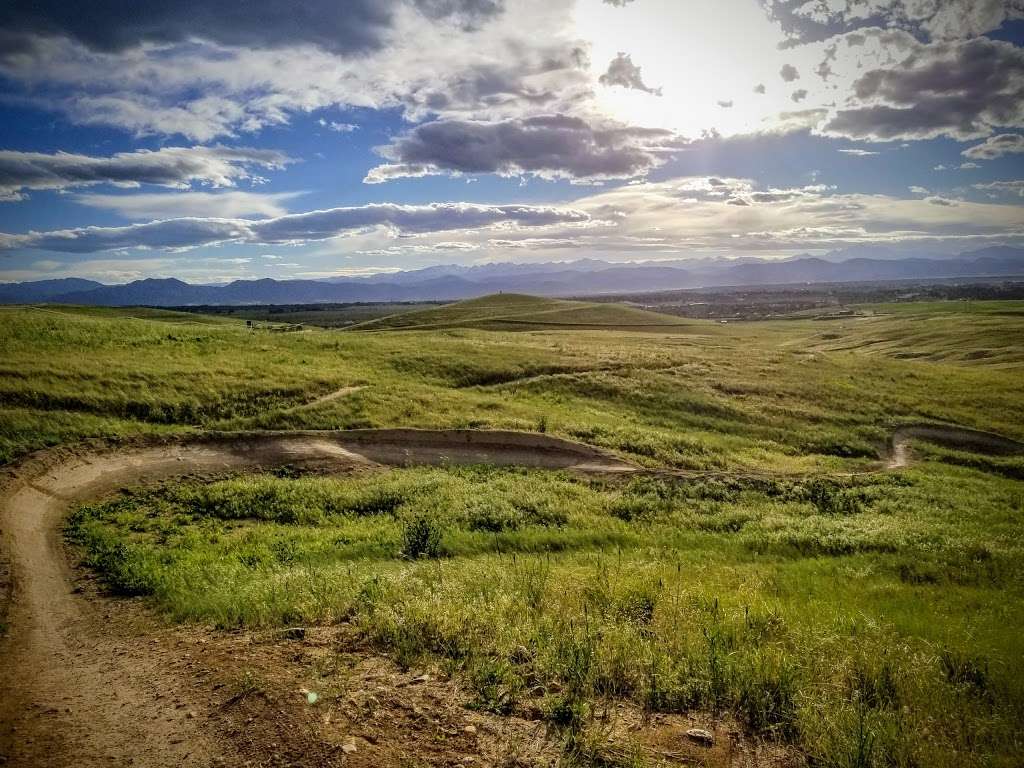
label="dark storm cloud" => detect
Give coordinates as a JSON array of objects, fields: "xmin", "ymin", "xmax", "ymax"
[
  {"xmin": 0, "ymin": 202, "xmax": 591, "ymax": 253},
  {"xmin": 0, "ymin": 146, "xmax": 291, "ymax": 202},
  {"xmin": 599, "ymin": 53, "xmax": 662, "ymax": 95},
  {"xmin": 822, "ymin": 37, "xmax": 1024, "ymax": 141},
  {"xmin": 366, "ymin": 114, "xmax": 677, "ymax": 183},
  {"xmin": 0, "ymin": 0, "xmax": 503, "ymax": 55}
]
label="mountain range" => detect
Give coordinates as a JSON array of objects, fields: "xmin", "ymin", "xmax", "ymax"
[{"xmin": 2, "ymin": 246, "xmax": 1022, "ymax": 306}]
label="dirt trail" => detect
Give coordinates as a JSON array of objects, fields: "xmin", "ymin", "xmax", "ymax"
[
  {"xmin": 887, "ymin": 423, "xmax": 1024, "ymax": 469},
  {"xmin": 282, "ymin": 385, "xmax": 365, "ymax": 413},
  {"xmin": 0, "ymin": 425, "xmax": 1020, "ymax": 767},
  {"xmin": 0, "ymin": 430, "xmax": 632, "ymax": 767}
]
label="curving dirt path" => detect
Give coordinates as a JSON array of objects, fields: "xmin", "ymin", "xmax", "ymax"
[
  {"xmin": 0, "ymin": 425, "xmax": 1021, "ymax": 767},
  {"xmin": 0, "ymin": 430, "xmax": 632, "ymax": 767},
  {"xmin": 887, "ymin": 423, "xmax": 1024, "ymax": 469}
]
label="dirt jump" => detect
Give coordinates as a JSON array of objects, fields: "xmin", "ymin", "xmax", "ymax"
[{"xmin": 0, "ymin": 425, "xmax": 1021, "ymax": 767}]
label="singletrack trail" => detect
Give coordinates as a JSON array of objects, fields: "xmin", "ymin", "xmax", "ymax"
[
  {"xmin": 0, "ymin": 425, "xmax": 1020, "ymax": 766},
  {"xmin": 0, "ymin": 430, "xmax": 631, "ymax": 767}
]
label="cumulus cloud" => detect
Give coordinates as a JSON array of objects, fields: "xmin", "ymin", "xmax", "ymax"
[
  {"xmin": 365, "ymin": 114, "xmax": 678, "ymax": 183},
  {"xmin": 775, "ymin": 0, "xmax": 1024, "ymax": 41},
  {"xmin": 821, "ymin": 35, "xmax": 1024, "ymax": 141},
  {"xmin": 780, "ymin": 64, "xmax": 800, "ymax": 82},
  {"xmin": 0, "ymin": 146, "xmax": 292, "ymax": 202},
  {"xmin": 0, "ymin": 0, "xmax": 504, "ymax": 55},
  {"xmin": 0, "ymin": 202, "xmax": 591, "ymax": 253},
  {"xmin": 962, "ymin": 133, "xmax": 1024, "ymax": 160},
  {"xmin": 0, "ymin": 0, "xmax": 588, "ymax": 141},
  {"xmin": 599, "ymin": 53, "xmax": 662, "ymax": 95}
]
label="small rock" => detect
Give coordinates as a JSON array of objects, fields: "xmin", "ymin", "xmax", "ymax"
[
  {"xmin": 341, "ymin": 740, "xmax": 357, "ymax": 754},
  {"xmin": 685, "ymin": 728, "xmax": 714, "ymax": 747},
  {"xmin": 280, "ymin": 627, "xmax": 306, "ymax": 641},
  {"xmin": 463, "ymin": 725, "xmax": 477, "ymax": 735},
  {"xmin": 412, "ymin": 674, "xmax": 431, "ymax": 684},
  {"xmin": 186, "ymin": 711, "xmax": 196, "ymax": 719}
]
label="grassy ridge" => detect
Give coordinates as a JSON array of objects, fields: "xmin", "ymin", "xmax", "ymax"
[
  {"xmin": 350, "ymin": 294, "xmax": 694, "ymax": 331},
  {"xmin": 69, "ymin": 465, "xmax": 1024, "ymax": 766},
  {"xmin": 806, "ymin": 301, "xmax": 1024, "ymax": 367},
  {"xmin": 2, "ymin": 301, "xmax": 1023, "ymax": 468},
  {"xmin": 176, "ymin": 301, "xmax": 445, "ymax": 328}
]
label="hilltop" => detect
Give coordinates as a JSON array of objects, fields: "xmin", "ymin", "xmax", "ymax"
[{"xmin": 349, "ymin": 293, "xmax": 694, "ymax": 331}]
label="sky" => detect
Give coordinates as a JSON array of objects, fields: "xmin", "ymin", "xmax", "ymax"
[{"xmin": 0, "ymin": 0, "xmax": 1022, "ymax": 284}]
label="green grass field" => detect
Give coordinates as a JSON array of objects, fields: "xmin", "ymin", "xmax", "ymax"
[
  {"xmin": 2, "ymin": 295, "xmax": 1024, "ymax": 766},
  {"xmin": 178, "ymin": 301, "xmax": 445, "ymax": 328}
]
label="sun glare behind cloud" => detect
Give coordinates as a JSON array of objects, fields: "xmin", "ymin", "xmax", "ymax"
[{"xmin": 577, "ymin": 0, "xmax": 812, "ymax": 138}]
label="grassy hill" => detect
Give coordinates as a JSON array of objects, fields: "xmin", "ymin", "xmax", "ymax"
[
  {"xmin": 805, "ymin": 300, "xmax": 1024, "ymax": 368},
  {"xmin": 349, "ymin": 293, "xmax": 695, "ymax": 331},
  {"xmin": 4, "ymin": 300, "xmax": 1024, "ymax": 765},
  {"xmin": 23, "ymin": 304, "xmax": 240, "ymax": 325}
]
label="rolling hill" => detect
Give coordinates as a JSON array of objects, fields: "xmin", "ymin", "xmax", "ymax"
[{"xmin": 349, "ymin": 293, "xmax": 695, "ymax": 331}]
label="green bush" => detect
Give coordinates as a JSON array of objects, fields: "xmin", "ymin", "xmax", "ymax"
[{"xmin": 401, "ymin": 514, "xmax": 445, "ymax": 559}]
